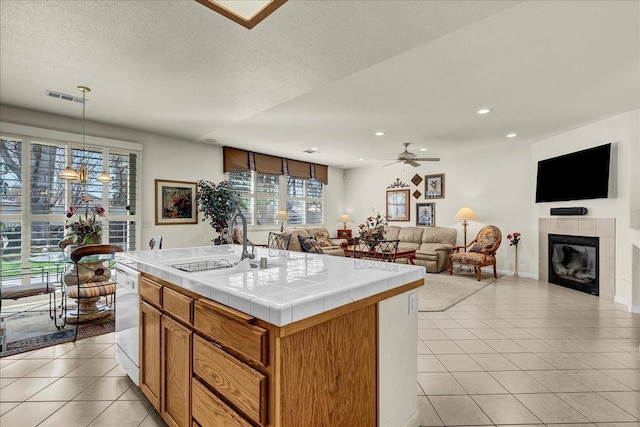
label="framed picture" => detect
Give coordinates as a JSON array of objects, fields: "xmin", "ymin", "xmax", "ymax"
[
  {"xmin": 425, "ymin": 173, "xmax": 445, "ymax": 199},
  {"xmin": 155, "ymin": 179, "xmax": 198, "ymax": 225},
  {"xmin": 386, "ymin": 189, "xmax": 410, "ymax": 221},
  {"xmin": 416, "ymin": 202, "xmax": 435, "ymax": 227}
]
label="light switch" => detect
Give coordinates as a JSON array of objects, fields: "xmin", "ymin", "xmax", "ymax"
[{"xmin": 408, "ymin": 292, "xmax": 416, "ymax": 314}]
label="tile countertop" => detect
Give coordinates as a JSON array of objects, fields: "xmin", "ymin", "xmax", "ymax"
[{"xmin": 116, "ymin": 245, "xmax": 425, "ymax": 327}]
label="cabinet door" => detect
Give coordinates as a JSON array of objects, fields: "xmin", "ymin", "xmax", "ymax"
[
  {"xmin": 161, "ymin": 314, "xmax": 193, "ymax": 427},
  {"xmin": 140, "ymin": 301, "xmax": 161, "ymax": 410}
]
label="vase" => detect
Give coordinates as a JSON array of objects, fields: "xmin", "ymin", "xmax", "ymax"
[{"xmin": 514, "ymin": 245, "xmax": 519, "ymax": 277}]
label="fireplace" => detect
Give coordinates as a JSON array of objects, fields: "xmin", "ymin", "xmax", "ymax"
[{"xmin": 548, "ymin": 234, "xmax": 599, "ymax": 296}]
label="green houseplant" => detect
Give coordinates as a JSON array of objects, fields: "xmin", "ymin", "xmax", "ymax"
[{"xmin": 196, "ymin": 179, "xmax": 243, "ymax": 245}]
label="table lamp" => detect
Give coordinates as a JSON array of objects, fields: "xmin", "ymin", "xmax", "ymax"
[
  {"xmin": 453, "ymin": 207, "xmax": 478, "ymax": 251},
  {"xmin": 276, "ymin": 210, "xmax": 288, "ymax": 232},
  {"xmin": 340, "ymin": 214, "xmax": 350, "ymax": 229}
]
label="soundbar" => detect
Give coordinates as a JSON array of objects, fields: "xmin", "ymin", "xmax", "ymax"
[{"xmin": 550, "ymin": 207, "xmax": 588, "ymax": 216}]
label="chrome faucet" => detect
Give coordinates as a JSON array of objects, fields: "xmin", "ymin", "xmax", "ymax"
[{"xmin": 229, "ymin": 208, "xmax": 255, "ymax": 261}]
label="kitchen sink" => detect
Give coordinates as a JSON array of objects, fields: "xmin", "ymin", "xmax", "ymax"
[{"xmin": 170, "ymin": 258, "xmax": 259, "ymax": 273}]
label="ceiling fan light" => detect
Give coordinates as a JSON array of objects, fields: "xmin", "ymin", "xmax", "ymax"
[{"xmin": 97, "ymin": 171, "xmax": 113, "ymax": 183}]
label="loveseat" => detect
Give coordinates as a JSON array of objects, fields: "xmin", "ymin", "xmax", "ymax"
[
  {"xmin": 282, "ymin": 226, "xmax": 348, "ymax": 256},
  {"xmin": 384, "ymin": 226, "xmax": 457, "ymax": 273}
]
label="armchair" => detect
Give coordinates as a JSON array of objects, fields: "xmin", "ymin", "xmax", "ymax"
[{"xmin": 448, "ymin": 225, "xmax": 502, "ymax": 281}]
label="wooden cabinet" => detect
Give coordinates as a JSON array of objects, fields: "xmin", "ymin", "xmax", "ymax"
[
  {"xmin": 140, "ymin": 301, "xmax": 161, "ymax": 409},
  {"xmin": 138, "ymin": 271, "xmax": 422, "ymax": 427},
  {"xmin": 139, "ymin": 275, "xmax": 193, "ymax": 427},
  {"xmin": 161, "ymin": 315, "xmax": 192, "ymax": 427}
]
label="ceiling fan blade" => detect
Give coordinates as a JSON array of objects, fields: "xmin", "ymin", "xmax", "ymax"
[
  {"xmin": 407, "ymin": 160, "xmax": 421, "ymax": 167},
  {"xmin": 413, "ymin": 157, "xmax": 440, "ymax": 162},
  {"xmin": 382, "ymin": 160, "xmax": 402, "ymax": 167}
]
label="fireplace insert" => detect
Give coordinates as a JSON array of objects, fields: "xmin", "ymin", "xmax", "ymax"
[{"xmin": 548, "ymin": 234, "xmax": 599, "ymax": 296}]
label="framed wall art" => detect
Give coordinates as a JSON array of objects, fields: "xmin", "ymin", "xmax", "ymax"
[
  {"xmin": 386, "ymin": 189, "xmax": 410, "ymax": 221},
  {"xmin": 416, "ymin": 202, "xmax": 435, "ymax": 227},
  {"xmin": 425, "ymin": 173, "xmax": 445, "ymax": 199},
  {"xmin": 155, "ymin": 179, "xmax": 198, "ymax": 225}
]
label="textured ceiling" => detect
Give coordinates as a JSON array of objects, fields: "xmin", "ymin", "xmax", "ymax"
[{"xmin": 1, "ymin": 0, "xmax": 638, "ymax": 168}]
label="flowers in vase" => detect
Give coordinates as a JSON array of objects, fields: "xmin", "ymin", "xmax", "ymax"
[
  {"xmin": 358, "ymin": 211, "xmax": 388, "ymax": 240},
  {"xmin": 60, "ymin": 195, "xmax": 108, "ymax": 248},
  {"xmin": 507, "ymin": 232, "xmax": 521, "ymax": 247}
]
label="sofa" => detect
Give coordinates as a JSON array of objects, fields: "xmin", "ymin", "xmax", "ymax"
[
  {"xmin": 282, "ymin": 226, "xmax": 348, "ymax": 256},
  {"xmin": 384, "ymin": 226, "xmax": 457, "ymax": 273}
]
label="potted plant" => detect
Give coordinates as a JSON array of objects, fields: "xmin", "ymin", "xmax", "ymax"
[{"xmin": 196, "ymin": 180, "xmax": 243, "ymax": 245}]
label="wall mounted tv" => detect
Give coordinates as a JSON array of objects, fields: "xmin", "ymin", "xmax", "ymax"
[{"xmin": 535, "ymin": 143, "xmax": 611, "ymax": 203}]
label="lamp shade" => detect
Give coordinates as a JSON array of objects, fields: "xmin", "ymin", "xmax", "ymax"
[
  {"xmin": 276, "ymin": 210, "xmax": 288, "ymax": 221},
  {"xmin": 454, "ymin": 207, "xmax": 478, "ymax": 221},
  {"xmin": 340, "ymin": 214, "xmax": 350, "ymax": 223}
]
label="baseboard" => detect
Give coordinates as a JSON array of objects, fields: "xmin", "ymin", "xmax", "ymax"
[
  {"xmin": 401, "ymin": 410, "xmax": 420, "ymax": 427},
  {"xmin": 496, "ymin": 270, "xmax": 539, "ymax": 280},
  {"xmin": 613, "ymin": 296, "xmax": 640, "ymax": 313}
]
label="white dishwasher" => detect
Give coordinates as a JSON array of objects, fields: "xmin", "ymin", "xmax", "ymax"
[{"xmin": 115, "ymin": 262, "xmax": 140, "ymax": 386}]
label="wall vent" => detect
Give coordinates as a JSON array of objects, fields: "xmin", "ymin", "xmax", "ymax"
[{"xmin": 45, "ymin": 90, "xmax": 87, "ymax": 104}]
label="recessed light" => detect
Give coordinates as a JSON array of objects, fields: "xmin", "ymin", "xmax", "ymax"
[
  {"xmin": 358, "ymin": 158, "xmax": 364, "ymax": 161},
  {"xmin": 419, "ymin": 148, "xmax": 427, "ymax": 152},
  {"xmin": 477, "ymin": 108, "xmax": 492, "ymax": 115},
  {"xmin": 506, "ymin": 133, "xmax": 517, "ymax": 138},
  {"xmin": 311, "ymin": 147, "xmax": 318, "ymax": 150},
  {"xmin": 375, "ymin": 132, "xmax": 385, "ymax": 136}
]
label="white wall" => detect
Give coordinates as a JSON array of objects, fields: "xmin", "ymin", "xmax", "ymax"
[
  {"xmin": 0, "ymin": 105, "xmax": 345, "ymax": 248},
  {"xmin": 344, "ymin": 142, "xmax": 535, "ymax": 277},
  {"xmin": 532, "ymin": 109, "xmax": 640, "ymax": 310}
]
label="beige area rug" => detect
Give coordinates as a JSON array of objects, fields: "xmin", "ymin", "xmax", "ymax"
[{"xmin": 419, "ymin": 270, "xmax": 501, "ymax": 312}]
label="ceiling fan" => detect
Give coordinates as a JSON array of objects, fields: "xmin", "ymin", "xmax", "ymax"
[{"xmin": 383, "ymin": 143, "xmax": 440, "ymax": 167}]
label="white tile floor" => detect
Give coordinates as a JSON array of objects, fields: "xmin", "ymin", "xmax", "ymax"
[{"xmin": 1, "ymin": 275, "xmax": 639, "ymax": 426}]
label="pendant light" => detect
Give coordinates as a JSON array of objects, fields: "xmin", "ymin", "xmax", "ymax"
[{"xmin": 60, "ymin": 86, "xmax": 112, "ymax": 184}]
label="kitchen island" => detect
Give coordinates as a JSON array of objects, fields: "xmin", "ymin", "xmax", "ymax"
[{"xmin": 116, "ymin": 245, "xmax": 425, "ymax": 427}]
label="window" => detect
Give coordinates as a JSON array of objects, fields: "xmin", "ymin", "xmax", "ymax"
[
  {"xmin": 1, "ymin": 127, "xmax": 141, "ymax": 272},
  {"xmin": 229, "ymin": 171, "xmax": 324, "ymax": 227}
]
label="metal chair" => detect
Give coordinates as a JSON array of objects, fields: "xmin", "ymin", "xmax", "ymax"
[
  {"xmin": 149, "ymin": 236, "xmax": 163, "ymax": 250},
  {"xmin": 67, "ymin": 244, "xmax": 124, "ymax": 340},
  {"xmin": 0, "ymin": 266, "xmax": 59, "ymax": 323},
  {"xmin": 352, "ymin": 238, "xmax": 400, "ymax": 262},
  {"xmin": 267, "ymin": 232, "xmax": 291, "ymax": 250}
]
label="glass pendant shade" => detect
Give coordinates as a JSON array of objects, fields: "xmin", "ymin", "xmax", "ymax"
[
  {"xmin": 60, "ymin": 166, "xmax": 80, "ymax": 180},
  {"xmin": 97, "ymin": 171, "xmax": 113, "ymax": 183}
]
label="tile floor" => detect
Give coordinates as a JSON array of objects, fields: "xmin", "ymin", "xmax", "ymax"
[{"xmin": 1, "ymin": 275, "xmax": 639, "ymax": 426}]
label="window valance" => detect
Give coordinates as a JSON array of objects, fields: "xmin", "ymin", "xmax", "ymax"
[{"xmin": 223, "ymin": 146, "xmax": 328, "ymax": 184}]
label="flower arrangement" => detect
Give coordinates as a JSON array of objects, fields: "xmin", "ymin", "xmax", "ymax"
[
  {"xmin": 60, "ymin": 195, "xmax": 107, "ymax": 247},
  {"xmin": 358, "ymin": 211, "xmax": 388, "ymax": 240},
  {"xmin": 507, "ymin": 232, "xmax": 521, "ymax": 247}
]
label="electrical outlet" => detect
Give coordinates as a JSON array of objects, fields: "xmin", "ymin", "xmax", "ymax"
[
  {"xmin": 519, "ymin": 257, "xmax": 525, "ymax": 264},
  {"xmin": 408, "ymin": 292, "xmax": 416, "ymax": 314}
]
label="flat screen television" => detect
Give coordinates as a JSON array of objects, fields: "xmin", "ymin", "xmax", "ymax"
[{"xmin": 535, "ymin": 143, "xmax": 611, "ymax": 203}]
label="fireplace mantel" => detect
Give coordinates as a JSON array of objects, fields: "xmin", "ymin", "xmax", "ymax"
[{"xmin": 539, "ymin": 218, "xmax": 615, "ymax": 299}]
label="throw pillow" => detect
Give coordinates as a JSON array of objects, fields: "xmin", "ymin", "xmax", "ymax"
[
  {"xmin": 315, "ymin": 231, "xmax": 332, "ymax": 247},
  {"xmin": 298, "ymin": 235, "xmax": 324, "ymax": 254},
  {"xmin": 469, "ymin": 243, "xmax": 483, "ymax": 253}
]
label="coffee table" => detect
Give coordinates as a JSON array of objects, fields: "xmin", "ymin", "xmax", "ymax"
[{"xmin": 344, "ymin": 245, "xmax": 416, "ymax": 265}]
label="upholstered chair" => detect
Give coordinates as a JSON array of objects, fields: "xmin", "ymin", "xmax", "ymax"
[{"xmin": 448, "ymin": 225, "xmax": 502, "ymax": 281}]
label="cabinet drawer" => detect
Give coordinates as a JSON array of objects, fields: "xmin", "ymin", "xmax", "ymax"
[
  {"xmin": 163, "ymin": 287, "xmax": 192, "ymax": 325},
  {"xmin": 193, "ymin": 335, "xmax": 266, "ymax": 425},
  {"xmin": 192, "ymin": 378, "xmax": 251, "ymax": 427},
  {"xmin": 194, "ymin": 300, "xmax": 268, "ymax": 367},
  {"xmin": 140, "ymin": 276, "xmax": 162, "ymax": 307}
]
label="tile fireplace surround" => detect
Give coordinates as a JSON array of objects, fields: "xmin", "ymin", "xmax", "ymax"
[{"xmin": 539, "ymin": 218, "xmax": 615, "ymax": 299}]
